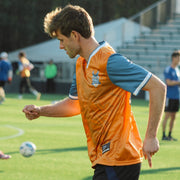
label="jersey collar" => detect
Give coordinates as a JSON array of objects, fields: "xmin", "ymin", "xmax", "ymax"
[{"xmin": 86, "ymin": 41, "xmax": 107, "ymax": 68}]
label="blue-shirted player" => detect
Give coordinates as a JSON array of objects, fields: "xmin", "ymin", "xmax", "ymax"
[
  {"xmin": 162, "ymin": 51, "xmax": 180, "ymax": 141},
  {"xmin": 0, "ymin": 52, "xmax": 13, "ymax": 104}
]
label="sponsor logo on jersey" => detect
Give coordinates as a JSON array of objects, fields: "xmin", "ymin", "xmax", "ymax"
[{"xmin": 102, "ymin": 142, "xmax": 110, "ymax": 154}]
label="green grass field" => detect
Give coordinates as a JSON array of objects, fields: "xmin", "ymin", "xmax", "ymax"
[{"xmin": 0, "ymin": 94, "xmax": 180, "ymax": 180}]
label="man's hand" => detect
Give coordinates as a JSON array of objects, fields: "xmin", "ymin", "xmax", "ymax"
[
  {"xmin": 142, "ymin": 137, "xmax": 159, "ymax": 168},
  {"xmin": 22, "ymin": 105, "xmax": 40, "ymax": 120},
  {"xmin": 7, "ymin": 78, "xmax": 12, "ymax": 84}
]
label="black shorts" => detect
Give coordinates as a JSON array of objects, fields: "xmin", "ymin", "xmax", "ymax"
[
  {"xmin": 0, "ymin": 81, "xmax": 6, "ymax": 87},
  {"xmin": 165, "ymin": 99, "xmax": 179, "ymax": 112},
  {"xmin": 93, "ymin": 163, "xmax": 141, "ymax": 180}
]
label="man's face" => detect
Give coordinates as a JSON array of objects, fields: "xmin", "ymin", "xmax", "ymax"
[
  {"xmin": 173, "ymin": 56, "xmax": 180, "ymax": 67},
  {"xmin": 56, "ymin": 30, "xmax": 80, "ymax": 59}
]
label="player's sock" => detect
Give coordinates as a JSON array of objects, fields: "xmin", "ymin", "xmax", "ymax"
[
  {"xmin": 30, "ymin": 88, "xmax": 41, "ymax": 100},
  {"xmin": 162, "ymin": 132, "xmax": 168, "ymax": 140},
  {"xmin": 163, "ymin": 132, "xmax": 166, "ymax": 137},
  {"xmin": 168, "ymin": 131, "xmax": 171, "ymax": 137}
]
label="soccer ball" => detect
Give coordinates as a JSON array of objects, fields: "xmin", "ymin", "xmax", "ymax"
[{"xmin": 19, "ymin": 142, "xmax": 36, "ymax": 157}]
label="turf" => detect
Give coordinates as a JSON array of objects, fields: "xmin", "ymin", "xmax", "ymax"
[{"xmin": 0, "ymin": 94, "xmax": 180, "ymax": 180}]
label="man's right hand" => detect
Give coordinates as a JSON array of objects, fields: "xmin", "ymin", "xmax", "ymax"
[{"xmin": 22, "ymin": 105, "xmax": 40, "ymax": 120}]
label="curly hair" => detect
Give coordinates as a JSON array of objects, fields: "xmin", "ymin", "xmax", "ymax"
[{"xmin": 44, "ymin": 4, "xmax": 94, "ymax": 38}]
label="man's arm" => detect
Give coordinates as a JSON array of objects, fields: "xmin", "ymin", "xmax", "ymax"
[
  {"xmin": 23, "ymin": 97, "xmax": 81, "ymax": 120},
  {"xmin": 142, "ymin": 74, "xmax": 166, "ymax": 167},
  {"xmin": 166, "ymin": 79, "xmax": 180, "ymax": 86}
]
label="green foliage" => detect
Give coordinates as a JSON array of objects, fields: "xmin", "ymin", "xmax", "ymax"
[
  {"xmin": 0, "ymin": 0, "xmax": 158, "ymax": 52},
  {"xmin": 0, "ymin": 94, "xmax": 180, "ymax": 179}
]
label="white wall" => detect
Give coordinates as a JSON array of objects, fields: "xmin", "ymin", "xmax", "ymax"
[
  {"xmin": 94, "ymin": 17, "xmax": 151, "ymax": 51},
  {"xmin": 176, "ymin": 0, "xmax": 180, "ymax": 13},
  {"xmin": 8, "ymin": 18, "xmax": 151, "ymax": 62}
]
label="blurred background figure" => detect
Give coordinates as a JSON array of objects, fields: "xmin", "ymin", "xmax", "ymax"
[
  {"xmin": 0, "ymin": 52, "xmax": 13, "ymax": 104},
  {"xmin": 0, "ymin": 150, "xmax": 11, "ymax": 159},
  {"xmin": 17, "ymin": 51, "xmax": 41, "ymax": 100},
  {"xmin": 162, "ymin": 51, "xmax": 180, "ymax": 141},
  {"xmin": 44, "ymin": 59, "xmax": 57, "ymax": 93}
]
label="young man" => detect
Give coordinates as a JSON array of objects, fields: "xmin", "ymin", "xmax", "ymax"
[
  {"xmin": 162, "ymin": 51, "xmax": 180, "ymax": 141},
  {"xmin": 17, "ymin": 51, "xmax": 41, "ymax": 100},
  {"xmin": 0, "ymin": 52, "xmax": 13, "ymax": 104},
  {"xmin": 23, "ymin": 5, "xmax": 166, "ymax": 180},
  {"xmin": 44, "ymin": 59, "xmax": 57, "ymax": 93}
]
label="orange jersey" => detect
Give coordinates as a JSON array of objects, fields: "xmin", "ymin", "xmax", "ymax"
[{"xmin": 74, "ymin": 42, "xmax": 143, "ymax": 167}]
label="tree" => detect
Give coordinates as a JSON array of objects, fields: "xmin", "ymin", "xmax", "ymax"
[{"xmin": 0, "ymin": 0, "xmax": 158, "ymax": 52}]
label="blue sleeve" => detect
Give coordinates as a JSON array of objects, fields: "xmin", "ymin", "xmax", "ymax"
[
  {"xmin": 8, "ymin": 62, "xmax": 12, "ymax": 71},
  {"xmin": 164, "ymin": 67, "xmax": 172, "ymax": 80},
  {"xmin": 107, "ymin": 54, "xmax": 152, "ymax": 96},
  {"xmin": 69, "ymin": 72, "xmax": 78, "ymax": 100}
]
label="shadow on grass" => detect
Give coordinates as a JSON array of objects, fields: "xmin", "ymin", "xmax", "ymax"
[
  {"xmin": 37, "ymin": 146, "xmax": 87, "ymax": 155},
  {"xmin": 7, "ymin": 146, "xmax": 87, "ymax": 155},
  {"xmin": 82, "ymin": 176, "xmax": 92, "ymax": 180},
  {"xmin": 0, "ymin": 171, "xmax": 4, "ymax": 173},
  {"xmin": 141, "ymin": 167, "xmax": 180, "ymax": 175}
]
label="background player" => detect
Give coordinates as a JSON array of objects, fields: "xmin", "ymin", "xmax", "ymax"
[
  {"xmin": 44, "ymin": 59, "xmax": 57, "ymax": 93},
  {"xmin": 162, "ymin": 51, "xmax": 180, "ymax": 141},
  {"xmin": 0, "ymin": 52, "xmax": 13, "ymax": 104},
  {"xmin": 17, "ymin": 51, "xmax": 41, "ymax": 100}
]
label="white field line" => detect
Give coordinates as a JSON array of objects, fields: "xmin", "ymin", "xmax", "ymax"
[{"xmin": 0, "ymin": 125, "xmax": 24, "ymax": 140}]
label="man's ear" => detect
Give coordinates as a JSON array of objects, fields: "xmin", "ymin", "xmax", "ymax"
[{"xmin": 71, "ymin": 31, "xmax": 80, "ymax": 41}]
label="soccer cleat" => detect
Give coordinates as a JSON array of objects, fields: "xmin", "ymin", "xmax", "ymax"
[
  {"xmin": 0, "ymin": 151, "xmax": 11, "ymax": 159},
  {"xmin": 168, "ymin": 136, "xmax": 178, "ymax": 141},
  {"xmin": 162, "ymin": 136, "xmax": 169, "ymax": 140},
  {"xmin": 36, "ymin": 93, "xmax": 41, "ymax": 100},
  {"xmin": 0, "ymin": 97, "xmax": 5, "ymax": 104}
]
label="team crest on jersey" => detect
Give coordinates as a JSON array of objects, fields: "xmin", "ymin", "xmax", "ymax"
[{"xmin": 92, "ymin": 70, "xmax": 101, "ymax": 87}]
